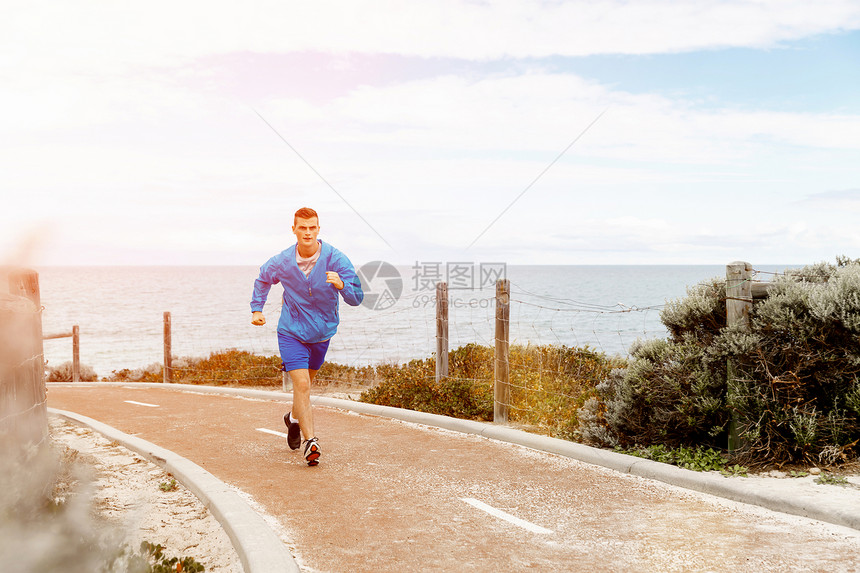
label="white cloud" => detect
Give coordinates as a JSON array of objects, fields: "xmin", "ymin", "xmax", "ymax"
[
  {"xmin": 4, "ymin": 0, "xmax": 860, "ymax": 78},
  {"xmin": 5, "ymin": 66, "xmax": 855, "ymax": 185},
  {"xmin": 798, "ymin": 188, "xmax": 860, "ymax": 211},
  {"xmin": 259, "ymin": 72, "xmax": 860, "ymax": 170},
  {"xmin": 520, "ymin": 215, "xmax": 860, "ymax": 265}
]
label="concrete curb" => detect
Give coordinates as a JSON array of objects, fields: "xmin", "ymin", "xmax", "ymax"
[
  {"xmin": 50, "ymin": 383, "xmax": 860, "ymax": 532},
  {"xmin": 48, "ymin": 407, "xmax": 301, "ymax": 573}
]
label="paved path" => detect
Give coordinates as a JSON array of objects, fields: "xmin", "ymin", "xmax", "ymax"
[{"xmin": 48, "ymin": 385, "xmax": 860, "ymax": 572}]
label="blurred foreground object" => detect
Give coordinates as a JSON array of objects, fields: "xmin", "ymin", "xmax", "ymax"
[{"xmin": 1, "ymin": 268, "xmax": 47, "ymax": 445}]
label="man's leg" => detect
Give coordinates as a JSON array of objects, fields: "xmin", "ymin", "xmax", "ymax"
[{"xmin": 289, "ymin": 368, "xmax": 318, "ymax": 440}]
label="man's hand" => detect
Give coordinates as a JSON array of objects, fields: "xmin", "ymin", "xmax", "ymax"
[
  {"xmin": 251, "ymin": 311, "xmax": 266, "ymax": 326},
  {"xmin": 326, "ymin": 271, "xmax": 345, "ymax": 290}
]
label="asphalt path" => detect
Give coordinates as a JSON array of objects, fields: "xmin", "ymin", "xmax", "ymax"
[{"xmin": 47, "ymin": 385, "xmax": 860, "ymax": 572}]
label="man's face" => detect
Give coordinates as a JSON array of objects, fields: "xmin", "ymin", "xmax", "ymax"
[{"xmin": 292, "ymin": 216, "xmax": 320, "ymax": 248}]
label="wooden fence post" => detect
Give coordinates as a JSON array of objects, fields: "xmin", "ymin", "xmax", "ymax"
[
  {"xmin": 436, "ymin": 282, "xmax": 449, "ymax": 382},
  {"xmin": 163, "ymin": 311, "xmax": 173, "ymax": 384},
  {"xmin": 1, "ymin": 269, "xmax": 47, "ymax": 444},
  {"xmin": 494, "ymin": 279, "xmax": 511, "ymax": 424},
  {"xmin": 726, "ymin": 261, "xmax": 753, "ymax": 453},
  {"xmin": 9, "ymin": 268, "xmax": 43, "ymax": 355},
  {"xmin": 72, "ymin": 325, "xmax": 80, "ymax": 383}
]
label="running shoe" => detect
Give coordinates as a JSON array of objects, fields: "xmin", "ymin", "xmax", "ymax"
[
  {"xmin": 303, "ymin": 437, "xmax": 321, "ymax": 466},
  {"xmin": 284, "ymin": 412, "xmax": 301, "ymax": 450}
]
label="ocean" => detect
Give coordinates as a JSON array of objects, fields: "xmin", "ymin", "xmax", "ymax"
[{"xmin": 28, "ymin": 264, "xmax": 793, "ymax": 377}]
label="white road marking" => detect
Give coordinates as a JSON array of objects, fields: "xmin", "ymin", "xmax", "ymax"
[
  {"xmin": 124, "ymin": 400, "xmax": 159, "ymax": 408},
  {"xmin": 461, "ymin": 498, "xmax": 553, "ymax": 535},
  {"xmin": 257, "ymin": 428, "xmax": 288, "ymax": 439}
]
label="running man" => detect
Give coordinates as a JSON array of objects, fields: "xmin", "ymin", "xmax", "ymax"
[{"xmin": 251, "ymin": 207, "xmax": 364, "ymax": 465}]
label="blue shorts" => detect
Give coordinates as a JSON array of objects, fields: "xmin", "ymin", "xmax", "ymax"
[{"xmin": 278, "ymin": 331, "xmax": 331, "ymax": 372}]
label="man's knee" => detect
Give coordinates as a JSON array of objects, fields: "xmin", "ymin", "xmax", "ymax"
[{"xmin": 289, "ymin": 369, "xmax": 311, "ymax": 393}]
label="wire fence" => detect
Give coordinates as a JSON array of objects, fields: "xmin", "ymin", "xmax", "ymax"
[
  {"xmin": 35, "ymin": 263, "xmax": 794, "ymax": 432},
  {"xmin": 67, "ymin": 279, "xmax": 669, "ymax": 432},
  {"xmin": 41, "ymin": 264, "xmax": 718, "ymax": 379},
  {"xmin": 41, "ymin": 279, "xmax": 668, "ymax": 407}
]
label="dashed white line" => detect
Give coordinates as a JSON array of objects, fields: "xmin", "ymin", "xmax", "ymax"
[
  {"xmin": 255, "ymin": 433, "xmax": 552, "ymax": 535},
  {"xmin": 257, "ymin": 428, "xmax": 288, "ymax": 439},
  {"xmin": 124, "ymin": 400, "xmax": 159, "ymax": 408},
  {"xmin": 461, "ymin": 497, "xmax": 553, "ymax": 535}
]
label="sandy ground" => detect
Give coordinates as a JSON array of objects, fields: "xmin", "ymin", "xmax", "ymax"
[{"xmin": 49, "ymin": 417, "xmax": 244, "ymax": 573}]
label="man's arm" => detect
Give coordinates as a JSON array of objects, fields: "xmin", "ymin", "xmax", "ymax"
[
  {"xmin": 330, "ymin": 253, "xmax": 364, "ymax": 306},
  {"xmin": 251, "ymin": 261, "xmax": 278, "ymax": 325}
]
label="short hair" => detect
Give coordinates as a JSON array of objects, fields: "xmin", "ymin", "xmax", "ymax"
[{"xmin": 293, "ymin": 207, "xmax": 319, "ymax": 226}]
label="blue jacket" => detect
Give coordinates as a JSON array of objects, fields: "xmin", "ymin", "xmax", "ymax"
[{"xmin": 251, "ymin": 241, "xmax": 364, "ymax": 343}]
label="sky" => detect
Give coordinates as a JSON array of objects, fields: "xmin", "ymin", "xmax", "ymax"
[{"xmin": 2, "ymin": 1, "xmax": 860, "ymax": 267}]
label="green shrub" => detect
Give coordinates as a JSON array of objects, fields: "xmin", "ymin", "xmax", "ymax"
[
  {"xmin": 581, "ymin": 259, "xmax": 860, "ymax": 466},
  {"xmin": 580, "ymin": 336, "xmax": 728, "ymax": 449},
  {"xmin": 617, "ymin": 444, "xmax": 745, "ymax": 473},
  {"xmin": 507, "ymin": 345, "xmax": 619, "ymax": 438},
  {"xmin": 170, "ymin": 350, "xmax": 282, "ymax": 386},
  {"xmin": 360, "ymin": 354, "xmax": 493, "ymax": 421},
  {"xmin": 725, "ymin": 264, "xmax": 860, "ymax": 464},
  {"xmin": 360, "ymin": 343, "xmax": 617, "ymax": 433},
  {"xmin": 660, "ymin": 277, "xmax": 726, "ymax": 344},
  {"xmin": 105, "ymin": 364, "xmax": 162, "ymax": 383},
  {"xmin": 134, "ymin": 541, "xmax": 205, "ymax": 572},
  {"xmin": 120, "ymin": 350, "xmax": 377, "ymax": 388},
  {"xmin": 814, "ymin": 473, "xmax": 855, "ymax": 487},
  {"xmin": 315, "ymin": 361, "xmax": 377, "ymax": 388},
  {"xmin": 46, "ymin": 361, "xmax": 98, "ymax": 382}
]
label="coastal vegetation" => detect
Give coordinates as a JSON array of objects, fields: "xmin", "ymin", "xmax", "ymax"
[
  {"xmin": 46, "ymin": 361, "xmax": 98, "ymax": 382},
  {"xmin": 359, "ymin": 343, "xmax": 619, "ymax": 434},
  {"xmin": 88, "ymin": 343, "xmax": 616, "ymax": 438},
  {"xmin": 580, "ymin": 258, "xmax": 860, "ymax": 467}
]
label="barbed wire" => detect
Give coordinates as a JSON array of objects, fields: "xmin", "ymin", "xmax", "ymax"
[
  {"xmin": 33, "ymin": 263, "xmax": 850, "ymax": 438},
  {"xmin": 40, "ymin": 288, "xmax": 667, "ymax": 376},
  {"xmin": 752, "ymin": 268, "xmax": 834, "ymax": 281},
  {"xmin": 513, "ymin": 298, "xmax": 664, "ymax": 314},
  {"xmin": 511, "ymin": 281, "xmax": 660, "ymax": 313},
  {"xmin": 31, "ymin": 291, "xmax": 659, "ymax": 435},
  {"xmin": 35, "ymin": 273, "xmax": 673, "ymax": 438}
]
